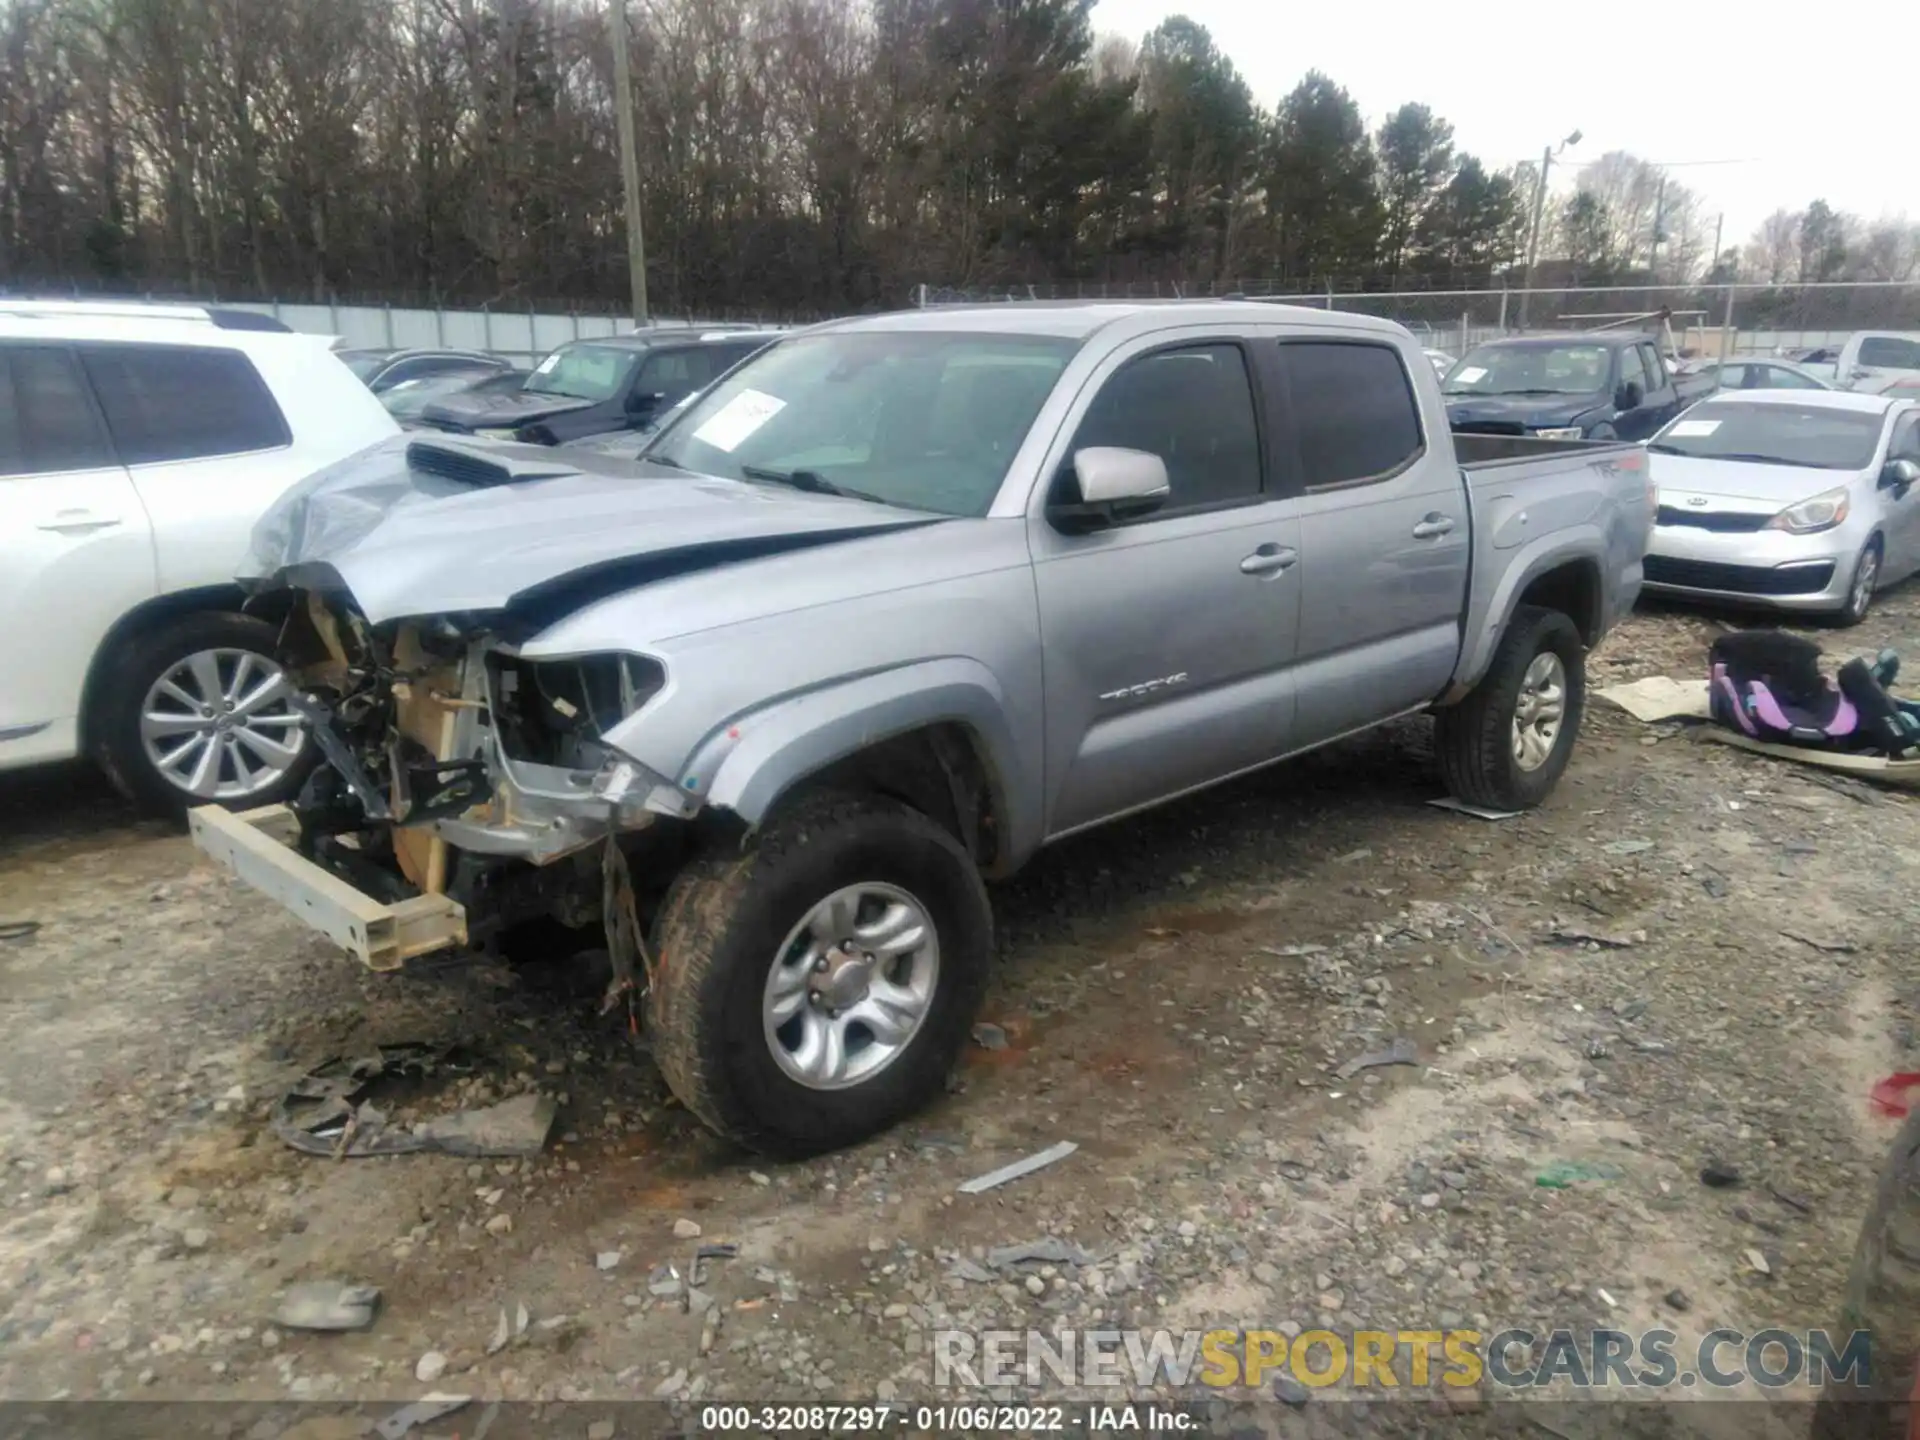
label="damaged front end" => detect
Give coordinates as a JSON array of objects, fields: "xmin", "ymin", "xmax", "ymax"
[{"xmin": 193, "ymin": 585, "xmax": 696, "ymax": 1001}]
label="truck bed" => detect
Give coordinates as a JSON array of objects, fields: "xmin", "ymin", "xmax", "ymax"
[{"xmin": 1452, "ymin": 431, "xmax": 1640, "ymax": 470}]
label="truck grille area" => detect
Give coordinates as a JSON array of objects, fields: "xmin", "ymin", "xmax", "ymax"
[
  {"xmin": 1655, "ymin": 505, "xmax": 1771, "ymax": 533},
  {"xmin": 1644, "ymin": 556, "xmax": 1835, "ymax": 596},
  {"xmin": 489, "ymin": 653, "xmax": 665, "ymax": 768}
]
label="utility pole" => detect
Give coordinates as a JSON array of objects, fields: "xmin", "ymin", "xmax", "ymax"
[
  {"xmin": 1648, "ymin": 174, "xmax": 1667, "ymax": 279},
  {"xmin": 1517, "ymin": 129, "xmax": 1581, "ymax": 332},
  {"xmin": 609, "ymin": 0, "xmax": 648, "ymax": 325}
]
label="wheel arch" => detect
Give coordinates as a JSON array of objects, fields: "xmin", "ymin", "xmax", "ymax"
[
  {"xmin": 675, "ymin": 661, "xmax": 1034, "ymax": 877},
  {"xmin": 78, "ymin": 585, "xmax": 255, "ymax": 754}
]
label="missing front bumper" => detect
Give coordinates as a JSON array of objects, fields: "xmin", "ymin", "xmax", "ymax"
[{"xmin": 189, "ymin": 803, "xmax": 467, "ymax": 970}]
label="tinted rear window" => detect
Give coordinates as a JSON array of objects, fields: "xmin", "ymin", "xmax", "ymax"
[
  {"xmin": 1277, "ymin": 341, "xmax": 1425, "ymax": 486},
  {"xmin": 0, "ymin": 345, "xmax": 117, "ymax": 477},
  {"xmin": 79, "ymin": 344, "xmax": 291, "ymax": 464}
]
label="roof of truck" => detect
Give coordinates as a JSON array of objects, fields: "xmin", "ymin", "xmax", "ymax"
[{"xmin": 807, "ymin": 300, "xmax": 1409, "ymax": 341}]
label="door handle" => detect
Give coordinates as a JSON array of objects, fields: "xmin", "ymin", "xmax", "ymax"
[
  {"xmin": 1411, "ymin": 513, "xmax": 1456, "ymax": 539},
  {"xmin": 1239, "ymin": 544, "xmax": 1298, "ymax": 576},
  {"xmin": 37, "ymin": 510, "xmax": 122, "ymax": 534}
]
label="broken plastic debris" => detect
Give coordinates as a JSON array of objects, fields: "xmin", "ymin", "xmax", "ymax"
[
  {"xmin": 484, "ymin": 1302, "xmax": 531, "ymax": 1356},
  {"xmin": 987, "ymin": 1237, "xmax": 1094, "ymax": 1268},
  {"xmin": 271, "ymin": 1045, "xmax": 554, "ymax": 1159},
  {"xmin": 273, "ymin": 1281, "xmax": 381, "ymax": 1332},
  {"xmin": 0, "ymin": 920, "xmax": 40, "ymax": 942},
  {"xmin": 1602, "ymin": 839, "xmax": 1655, "ymax": 856},
  {"xmin": 1870, "ymin": 1073, "xmax": 1920, "ymax": 1118},
  {"xmin": 1261, "ymin": 943, "xmax": 1329, "ymax": 959},
  {"xmin": 413, "ymin": 1094, "xmax": 557, "ymax": 1157},
  {"xmin": 1334, "ymin": 1036, "xmax": 1419, "ymax": 1080},
  {"xmin": 957, "ymin": 1141, "xmax": 1078, "ymax": 1194},
  {"xmin": 1548, "ymin": 926, "xmax": 1639, "ymax": 949},
  {"xmin": 1427, "ymin": 797, "xmax": 1520, "ymax": 822},
  {"xmin": 1781, "ymin": 931, "xmax": 1857, "ymax": 955},
  {"xmin": 375, "ymin": 1394, "xmax": 470, "ymax": 1440},
  {"xmin": 1534, "ymin": 1161, "xmax": 1623, "ymax": 1188},
  {"xmin": 947, "ymin": 1257, "xmax": 995, "ymax": 1283}
]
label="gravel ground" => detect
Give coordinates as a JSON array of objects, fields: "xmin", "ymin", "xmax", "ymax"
[{"xmin": 5, "ymin": 593, "xmax": 1920, "ymax": 1435}]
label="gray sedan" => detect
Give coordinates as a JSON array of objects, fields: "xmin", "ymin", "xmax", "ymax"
[
  {"xmin": 1643, "ymin": 390, "xmax": 1920, "ymax": 624},
  {"xmin": 1688, "ymin": 358, "xmax": 1833, "ymax": 392}
]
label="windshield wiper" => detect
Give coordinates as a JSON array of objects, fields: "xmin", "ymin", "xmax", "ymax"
[
  {"xmin": 1699, "ymin": 452, "xmax": 1836, "ymax": 469},
  {"xmin": 1647, "ymin": 443, "xmax": 1686, "ymax": 454},
  {"xmin": 740, "ymin": 464, "xmax": 887, "ymax": 505},
  {"xmin": 643, "ymin": 452, "xmax": 690, "ymax": 470}
]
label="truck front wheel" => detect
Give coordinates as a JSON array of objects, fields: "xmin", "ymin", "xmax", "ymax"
[
  {"xmin": 1435, "ymin": 604, "xmax": 1586, "ymax": 811},
  {"xmin": 650, "ymin": 791, "xmax": 993, "ymax": 1157}
]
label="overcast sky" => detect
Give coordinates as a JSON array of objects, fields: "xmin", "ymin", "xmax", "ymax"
[{"xmin": 1091, "ymin": 0, "xmax": 1918, "ymax": 245}]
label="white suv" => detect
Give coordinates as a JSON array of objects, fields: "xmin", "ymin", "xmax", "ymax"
[{"xmin": 0, "ymin": 300, "xmax": 398, "ymax": 815}]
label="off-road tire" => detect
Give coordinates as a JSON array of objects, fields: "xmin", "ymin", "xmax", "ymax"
[
  {"xmin": 650, "ymin": 791, "xmax": 993, "ymax": 1158},
  {"xmin": 1810, "ymin": 1103, "xmax": 1920, "ymax": 1438},
  {"xmin": 95, "ymin": 611, "xmax": 317, "ymax": 820},
  {"xmin": 1434, "ymin": 603, "xmax": 1585, "ymax": 812}
]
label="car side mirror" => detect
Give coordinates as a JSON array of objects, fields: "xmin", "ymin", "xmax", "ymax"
[
  {"xmin": 1882, "ymin": 458, "xmax": 1920, "ymax": 491},
  {"xmin": 1852, "ymin": 367, "xmax": 1872, "ymax": 381},
  {"xmin": 627, "ymin": 390, "xmax": 665, "ymax": 416},
  {"xmin": 1048, "ymin": 447, "xmax": 1170, "ymax": 533},
  {"xmin": 1615, "ymin": 382, "xmax": 1643, "ymax": 410}
]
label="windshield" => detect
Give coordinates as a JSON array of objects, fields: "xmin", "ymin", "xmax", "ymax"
[
  {"xmin": 1649, "ymin": 402, "xmax": 1884, "ymax": 470},
  {"xmin": 338, "ymin": 351, "xmax": 389, "ymax": 381},
  {"xmin": 1444, "ymin": 343, "xmax": 1611, "ymax": 396},
  {"xmin": 645, "ymin": 331, "xmax": 1079, "ymax": 516},
  {"xmin": 524, "ymin": 343, "xmax": 637, "ymax": 402},
  {"xmin": 381, "ymin": 373, "xmax": 483, "ymax": 419}
]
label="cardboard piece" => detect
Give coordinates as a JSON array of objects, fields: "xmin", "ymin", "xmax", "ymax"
[{"xmin": 1595, "ymin": 676, "xmax": 1710, "ymax": 723}]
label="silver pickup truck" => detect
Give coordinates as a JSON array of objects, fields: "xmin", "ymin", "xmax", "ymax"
[{"xmin": 192, "ymin": 302, "xmax": 1653, "ymax": 1156}]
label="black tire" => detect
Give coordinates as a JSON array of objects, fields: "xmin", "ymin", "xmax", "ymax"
[
  {"xmin": 1434, "ymin": 604, "xmax": 1586, "ymax": 811},
  {"xmin": 650, "ymin": 791, "xmax": 993, "ymax": 1158},
  {"xmin": 94, "ymin": 611, "xmax": 317, "ymax": 820},
  {"xmin": 1809, "ymin": 1104, "xmax": 1920, "ymax": 1438},
  {"xmin": 1833, "ymin": 539, "xmax": 1882, "ymax": 629}
]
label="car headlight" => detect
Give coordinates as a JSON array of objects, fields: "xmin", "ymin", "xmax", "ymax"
[
  {"xmin": 1766, "ymin": 487, "xmax": 1851, "ymax": 534},
  {"xmin": 474, "ymin": 426, "xmax": 520, "ymax": 441},
  {"xmin": 1532, "ymin": 427, "xmax": 1585, "ymax": 441}
]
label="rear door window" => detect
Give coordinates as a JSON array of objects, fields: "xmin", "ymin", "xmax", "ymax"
[
  {"xmin": 78, "ymin": 344, "xmax": 291, "ymax": 464},
  {"xmin": 0, "ymin": 345, "xmax": 119, "ymax": 477},
  {"xmin": 1274, "ymin": 341, "xmax": 1425, "ymax": 488},
  {"xmin": 1860, "ymin": 337, "xmax": 1920, "ymax": 369}
]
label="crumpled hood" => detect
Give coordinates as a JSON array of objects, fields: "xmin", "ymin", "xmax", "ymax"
[
  {"xmin": 1649, "ymin": 452, "xmax": 1868, "ymax": 504},
  {"xmin": 419, "ymin": 388, "xmax": 596, "ymax": 430},
  {"xmin": 245, "ymin": 435, "xmax": 937, "ymax": 624},
  {"xmin": 1446, "ymin": 393, "xmax": 1604, "ymax": 430}
]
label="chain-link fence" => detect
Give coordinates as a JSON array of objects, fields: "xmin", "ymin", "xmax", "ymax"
[{"xmin": 911, "ymin": 280, "xmax": 1920, "ymax": 359}]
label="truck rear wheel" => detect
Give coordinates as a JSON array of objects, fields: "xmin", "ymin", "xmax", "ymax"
[
  {"xmin": 650, "ymin": 791, "xmax": 993, "ymax": 1158},
  {"xmin": 1434, "ymin": 603, "xmax": 1585, "ymax": 811}
]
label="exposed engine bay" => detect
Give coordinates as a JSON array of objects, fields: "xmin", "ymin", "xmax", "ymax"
[{"xmin": 268, "ymin": 588, "xmax": 691, "ymax": 990}]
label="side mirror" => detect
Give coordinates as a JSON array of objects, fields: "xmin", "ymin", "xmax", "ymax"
[
  {"xmin": 1048, "ymin": 447, "xmax": 1170, "ymax": 533},
  {"xmin": 1615, "ymin": 382, "xmax": 1644, "ymax": 410},
  {"xmin": 1852, "ymin": 367, "xmax": 1872, "ymax": 381},
  {"xmin": 1882, "ymin": 458, "xmax": 1920, "ymax": 491},
  {"xmin": 627, "ymin": 390, "xmax": 666, "ymax": 416}
]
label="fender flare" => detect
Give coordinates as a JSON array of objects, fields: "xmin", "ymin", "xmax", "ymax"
[
  {"xmin": 671, "ymin": 657, "xmax": 1038, "ymax": 862},
  {"xmin": 1445, "ymin": 532, "xmax": 1605, "ymax": 703}
]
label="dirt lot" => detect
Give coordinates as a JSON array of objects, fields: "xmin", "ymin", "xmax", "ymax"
[{"xmin": 5, "ymin": 593, "xmax": 1920, "ymax": 1434}]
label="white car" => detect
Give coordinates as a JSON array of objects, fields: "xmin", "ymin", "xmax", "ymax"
[
  {"xmin": 1424, "ymin": 349, "xmax": 1456, "ymax": 376},
  {"xmin": 0, "ymin": 300, "xmax": 398, "ymax": 814}
]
